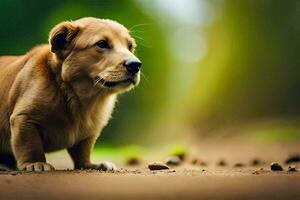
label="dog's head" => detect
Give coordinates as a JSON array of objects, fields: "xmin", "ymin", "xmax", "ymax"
[{"xmin": 49, "ymin": 17, "xmax": 141, "ymax": 93}]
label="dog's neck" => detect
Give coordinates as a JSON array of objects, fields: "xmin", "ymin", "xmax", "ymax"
[{"xmin": 49, "ymin": 53, "xmax": 113, "ymax": 116}]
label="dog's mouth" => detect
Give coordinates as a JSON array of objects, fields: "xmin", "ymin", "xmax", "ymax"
[{"xmin": 94, "ymin": 76, "xmax": 137, "ymax": 88}]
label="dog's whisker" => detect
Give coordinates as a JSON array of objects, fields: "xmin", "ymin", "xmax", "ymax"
[
  {"xmin": 94, "ymin": 76, "xmax": 101, "ymax": 81},
  {"xmin": 129, "ymin": 28, "xmax": 153, "ymax": 49},
  {"xmin": 130, "ymin": 30, "xmax": 146, "ymax": 34},
  {"xmin": 135, "ymin": 41, "xmax": 152, "ymax": 49},
  {"xmin": 130, "ymin": 35, "xmax": 152, "ymax": 48},
  {"xmin": 94, "ymin": 80, "xmax": 98, "ymax": 86},
  {"xmin": 101, "ymin": 79, "xmax": 108, "ymax": 87},
  {"xmin": 94, "ymin": 77, "xmax": 99, "ymax": 83},
  {"xmin": 129, "ymin": 23, "xmax": 153, "ymax": 32},
  {"xmin": 131, "ymin": 35, "xmax": 145, "ymax": 42},
  {"xmin": 94, "ymin": 78, "xmax": 102, "ymax": 86},
  {"xmin": 140, "ymin": 72, "xmax": 150, "ymax": 87}
]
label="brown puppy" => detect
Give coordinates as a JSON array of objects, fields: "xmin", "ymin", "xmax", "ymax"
[{"xmin": 0, "ymin": 17, "xmax": 141, "ymax": 171}]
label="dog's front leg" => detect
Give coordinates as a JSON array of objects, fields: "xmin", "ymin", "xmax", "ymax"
[
  {"xmin": 10, "ymin": 114, "xmax": 54, "ymax": 171},
  {"xmin": 68, "ymin": 136, "xmax": 116, "ymax": 171}
]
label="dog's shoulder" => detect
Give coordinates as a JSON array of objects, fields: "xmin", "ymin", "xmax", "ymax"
[
  {"xmin": 9, "ymin": 45, "xmax": 62, "ymax": 113},
  {"xmin": 25, "ymin": 44, "xmax": 53, "ymax": 78}
]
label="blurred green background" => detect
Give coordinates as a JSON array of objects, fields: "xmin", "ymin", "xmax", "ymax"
[{"xmin": 1, "ymin": 0, "xmax": 300, "ymax": 153}]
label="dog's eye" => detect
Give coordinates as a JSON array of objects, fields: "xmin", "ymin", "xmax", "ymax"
[
  {"xmin": 96, "ymin": 40, "xmax": 110, "ymax": 49},
  {"xmin": 128, "ymin": 44, "xmax": 133, "ymax": 51}
]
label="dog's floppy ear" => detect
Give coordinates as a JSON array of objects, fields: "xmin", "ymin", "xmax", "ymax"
[{"xmin": 49, "ymin": 21, "xmax": 80, "ymax": 57}]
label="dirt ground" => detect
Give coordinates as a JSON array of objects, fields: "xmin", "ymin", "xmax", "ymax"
[
  {"xmin": 1, "ymin": 141, "xmax": 300, "ymax": 200},
  {"xmin": 0, "ymin": 164, "xmax": 299, "ymax": 200}
]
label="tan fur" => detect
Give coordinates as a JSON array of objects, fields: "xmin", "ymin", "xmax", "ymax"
[{"xmin": 0, "ymin": 17, "xmax": 140, "ymax": 171}]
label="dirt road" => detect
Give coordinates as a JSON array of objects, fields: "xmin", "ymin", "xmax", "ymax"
[
  {"xmin": 0, "ymin": 166, "xmax": 299, "ymax": 200},
  {"xmin": 1, "ymin": 141, "xmax": 300, "ymax": 200}
]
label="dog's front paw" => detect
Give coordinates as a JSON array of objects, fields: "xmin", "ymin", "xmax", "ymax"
[
  {"xmin": 20, "ymin": 162, "xmax": 55, "ymax": 172},
  {"xmin": 96, "ymin": 161, "xmax": 117, "ymax": 172},
  {"xmin": 84, "ymin": 161, "xmax": 117, "ymax": 172}
]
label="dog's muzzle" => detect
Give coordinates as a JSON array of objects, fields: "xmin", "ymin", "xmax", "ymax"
[{"xmin": 123, "ymin": 58, "xmax": 142, "ymax": 75}]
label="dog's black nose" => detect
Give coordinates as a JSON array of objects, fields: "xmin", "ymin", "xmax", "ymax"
[{"xmin": 123, "ymin": 58, "xmax": 142, "ymax": 74}]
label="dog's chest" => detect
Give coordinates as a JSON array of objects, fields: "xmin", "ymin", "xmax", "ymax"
[{"xmin": 42, "ymin": 95, "xmax": 116, "ymax": 152}]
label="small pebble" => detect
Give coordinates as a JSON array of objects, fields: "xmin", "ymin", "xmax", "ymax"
[
  {"xmin": 217, "ymin": 159, "xmax": 227, "ymax": 166},
  {"xmin": 252, "ymin": 171, "xmax": 260, "ymax": 175},
  {"xmin": 234, "ymin": 163, "xmax": 245, "ymax": 167},
  {"xmin": 148, "ymin": 162, "xmax": 170, "ymax": 171},
  {"xmin": 288, "ymin": 166, "xmax": 297, "ymax": 172},
  {"xmin": 270, "ymin": 162, "xmax": 283, "ymax": 171},
  {"xmin": 166, "ymin": 169, "xmax": 176, "ymax": 173},
  {"xmin": 191, "ymin": 157, "xmax": 207, "ymax": 166},
  {"xmin": 126, "ymin": 156, "xmax": 140, "ymax": 166},
  {"xmin": 132, "ymin": 169, "xmax": 142, "ymax": 174},
  {"xmin": 251, "ymin": 158, "xmax": 263, "ymax": 166},
  {"xmin": 165, "ymin": 156, "xmax": 181, "ymax": 166},
  {"xmin": 285, "ymin": 154, "xmax": 300, "ymax": 164},
  {"xmin": 173, "ymin": 152, "xmax": 186, "ymax": 161}
]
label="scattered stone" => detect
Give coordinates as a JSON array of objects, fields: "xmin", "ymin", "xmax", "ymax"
[
  {"xmin": 252, "ymin": 170, "xmax": 260, "ymax": 175},
  {"xmin": 166, "ymin": 169, "xmax": 176, "ymax": 173},
  {"xmin": 132, "ymin": 169, "xmax": 142, "ymax": 174},
  {"xmin": 288, "ymin": 166, "xmax": 297, "ymax": 172},
  {"xmin": 270, "ymin": 162, "xmax": 283, "ymax": 171},
  {"xmin": 173, "ymin": 152, "xmax": 186, "ymax": 161},
  {"xmin": 217, "ymin": 159, "xmax": 227, "ymax": 166},
  {"xmin": 148, "ymin": 162, "xmax": 170, "ymax": 171},
  {"xmin": 10, "ymin": 172, "xmax": 18, "ymax": 176},
  {"xmin": 190, "ymin": 157, "xmax": 207, "ymax": 166},
  {"xmin": 285, "ymin": 154, "xmax": 300, "ymax": 164},
  {"xmin": 250, "ymin": 158, "xmax": 263, "ymax": 166},
  {"xmin": 126, "ymin": 156, "xmax": 141, "ymax": 166},
  {"xmin": 233, "ymin": 163, "xmax": 245, "ymax": 167},
  {"xmin": 165, "ymin": 156, "xmax": 181, "ymax": 166}
]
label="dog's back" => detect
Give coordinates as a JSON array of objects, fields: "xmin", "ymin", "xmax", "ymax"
[
  {"xmin": 0, "ymin": 56, "xmax": 24, "ymax": 150},
  {"xmin": 0, "ymin": 56, "xmax": 23, "ymax": 103},
  {"xmin": 0, "ymin": 56, "xmax": 26, "ymax": 168}
]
